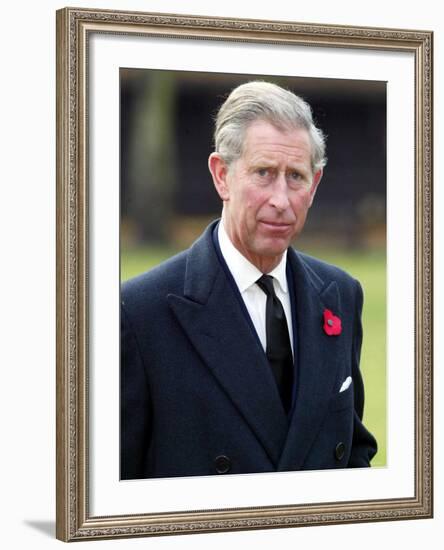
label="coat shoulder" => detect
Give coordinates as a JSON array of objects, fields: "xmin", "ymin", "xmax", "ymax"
[
  {"xmin": 121, "ymin": 250, "xmax": 188, "ymax": 311},
  {"xmin": 294, "ymin": 250, "xmax": 362, "ymax": 301},
  {"xmin": 296, "ymin": 250, "xmax": 359, "ymax": 285}
]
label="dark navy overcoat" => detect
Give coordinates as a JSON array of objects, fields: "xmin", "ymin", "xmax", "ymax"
[{"xmin": 121, "ymin": 220, "xmax": 377, "ymax": 479}]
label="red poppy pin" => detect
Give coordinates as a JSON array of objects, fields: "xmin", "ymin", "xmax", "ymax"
[{"xmin": 323, "ymin": 309, "xmax": 342, "ymax": 336}]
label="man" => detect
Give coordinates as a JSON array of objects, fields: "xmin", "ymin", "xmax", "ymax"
[{"xmin": 121, "ymin": 81, "xmax": 377, "ymax": 480}]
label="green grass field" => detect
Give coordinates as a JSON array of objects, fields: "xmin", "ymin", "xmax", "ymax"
[{"xmin": 121, "ymin": 245, "xmax": 386, "ymax": 467}]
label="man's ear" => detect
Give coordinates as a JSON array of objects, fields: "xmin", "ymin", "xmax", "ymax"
[
  {"xmin": 208, "ymin": 152, "xmax": 230, "ymax": 201},
  {"xmin": 308, "ymin": 168, "xmax": 323, "ymax": 207}
]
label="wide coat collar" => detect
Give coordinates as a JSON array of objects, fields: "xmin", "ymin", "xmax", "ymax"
[{"xmin": 167, "ymin": 221, "xmax": 344, "ymax": 470}]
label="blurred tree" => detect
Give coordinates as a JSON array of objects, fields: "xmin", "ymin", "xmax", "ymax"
[{"xmin": 126, "ymin": 71, "xmax": 177, "ymax": 243}]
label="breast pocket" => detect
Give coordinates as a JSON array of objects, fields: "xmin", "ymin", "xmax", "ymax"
[{"xmin": 329, "ymin": 383, "xmax": 354, "ymax": 412}]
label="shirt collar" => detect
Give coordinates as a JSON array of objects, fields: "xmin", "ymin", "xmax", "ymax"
[{"xmin": 217, "ymin": 220, "xmax": 288, "ymax": 294}]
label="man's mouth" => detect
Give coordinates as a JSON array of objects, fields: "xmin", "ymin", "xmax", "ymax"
[
  {"xmin": 259, "ymin": 220, "xmax": 293, "ymax": 233},
  {"xmin": 259, "ymin": 220, "xmax": 292, "ymax": 228}
]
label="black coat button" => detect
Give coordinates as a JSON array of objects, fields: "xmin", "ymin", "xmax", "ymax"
[
  {"xmin": 214, "ymin": 455, "xmax": 231, "ymax": 474},
  {"xmin": 335, "ymin": 442, "xmax": 345, "ymax": 461}
]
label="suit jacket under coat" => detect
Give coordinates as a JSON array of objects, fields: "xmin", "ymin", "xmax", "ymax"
[{"xmin": 121, "ymin": 220, "xmax": 377, "ymax": 480}]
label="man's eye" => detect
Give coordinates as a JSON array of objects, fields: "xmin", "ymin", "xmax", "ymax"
[
  {"xmin": 257, "ymin": 168, "xmax": 268, "ymax": 177},
  {"xmin": 289, "ymin": 171, "xmax": 302, "ymax": 180}
]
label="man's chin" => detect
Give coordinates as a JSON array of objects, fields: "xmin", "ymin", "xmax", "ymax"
[{"xmin": 255, "ymin": 239, "xmax": 290, "ymax": 258}]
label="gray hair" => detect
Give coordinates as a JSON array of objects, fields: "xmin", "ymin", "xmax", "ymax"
[{"xmin": 214, "ymin": 81, "xmax": 327, "ymax": 173}]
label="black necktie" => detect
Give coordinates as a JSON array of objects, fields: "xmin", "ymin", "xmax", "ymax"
[{"xmin": 256, "ymin": 275, "xmax": 294, "ymax": 413}]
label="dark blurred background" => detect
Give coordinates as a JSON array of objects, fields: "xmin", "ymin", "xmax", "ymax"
[{"xmin": 120, "ymin": 69, "xmax": 386, "ymax": 253}]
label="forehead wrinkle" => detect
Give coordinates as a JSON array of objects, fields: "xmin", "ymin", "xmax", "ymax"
[
  {"xmin": 244, "ymin": 138, "xmax": 311, "ymax": 161},
  {"xmin": 248, "ymin": 148, "xmax": 310, "ymax": 168}
]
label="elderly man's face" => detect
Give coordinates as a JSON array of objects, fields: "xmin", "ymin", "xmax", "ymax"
[{"xmin": 210, "ymin": 119, "xmax": 322, "ymax": 272}]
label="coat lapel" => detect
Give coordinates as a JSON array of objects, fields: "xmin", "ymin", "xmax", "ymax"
[
  {"xmin": 278, "ymin": 249, "xmax": 345, "ymax": 471},
  {"xmin": 167, "ymin": 222, "xmax": 289, "ymax": 467}
]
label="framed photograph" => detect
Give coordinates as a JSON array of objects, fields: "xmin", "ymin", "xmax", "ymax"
[{"xmin": 56, "ymin": 7, "xmax": 433, "ymax": 542}]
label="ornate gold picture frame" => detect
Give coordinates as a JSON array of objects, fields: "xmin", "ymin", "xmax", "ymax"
[{"xmin": 56, "ymin": 7, "xmax": 433, "ymax": 542}]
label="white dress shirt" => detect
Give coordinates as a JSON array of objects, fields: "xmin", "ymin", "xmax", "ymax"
[{"xmin": 217, "ymin": 221, "xmax": 294, "ymax": 355}]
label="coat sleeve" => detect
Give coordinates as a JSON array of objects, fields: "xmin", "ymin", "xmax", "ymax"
[
  {"xmin": 348, "ymin": 280, "xmax": 378, "ymax": 467},
  {"xmin": 120, "ymin": 303, "xmax": 152, "ymax": 479}
]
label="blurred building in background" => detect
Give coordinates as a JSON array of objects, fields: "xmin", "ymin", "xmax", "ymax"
[{"xmin": 120, "ymin": 69, "xmax": 386, "ymax": 253}]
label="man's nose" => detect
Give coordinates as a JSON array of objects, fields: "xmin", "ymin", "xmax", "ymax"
[{"xmin": 269, "ymin": 175, "xmax": 290, "ymax": 211}]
